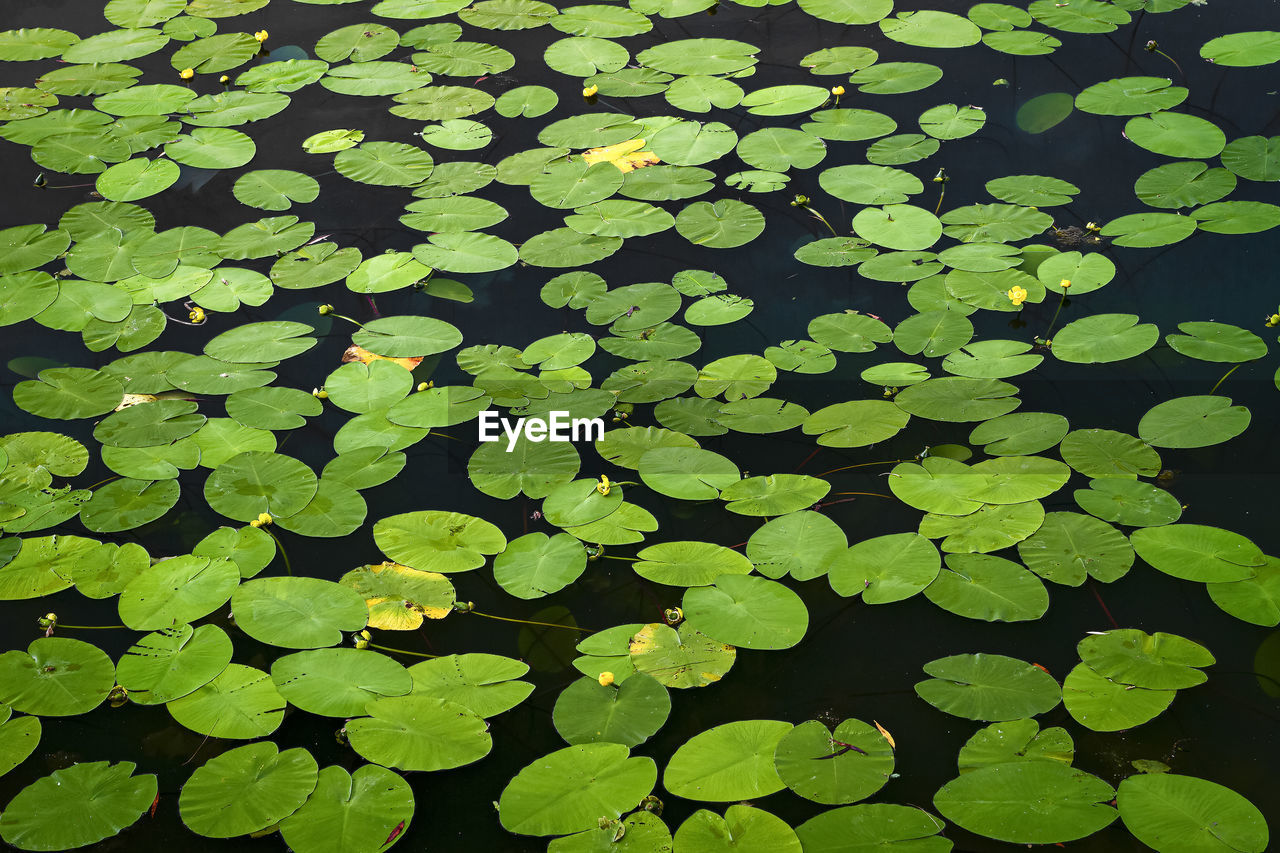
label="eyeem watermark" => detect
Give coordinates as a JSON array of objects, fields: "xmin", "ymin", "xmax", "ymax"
[{"xmin": 478, "ymin": 411, "xmax": 604, "ymax": 451}]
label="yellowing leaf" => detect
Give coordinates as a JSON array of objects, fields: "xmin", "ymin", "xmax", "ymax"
[
  {"xmin": 582, "ymin": 138, "xmax": 660, "ymax": 173},
  {"xmin": 342, "ymin": 344, "xmax": 424, "ymax": 371},
  {"xmin": 115, "ymin": 394, "xmax": 158, "ymax": 410},
  {"xmin": 874, "ymin": 719, "xmax": 896, "ymax": 749},
  {"xmin": 338, "ymin": 561, "xmax": 455, "ymax": 630}
]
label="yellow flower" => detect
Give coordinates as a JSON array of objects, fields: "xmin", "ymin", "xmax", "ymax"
[
  {"xmin": 312, "ymin": 388, "xmax": 329, "ymax": 399},
  {"xmin": 417, "ymin": 381, "xmax": 432, "ymax": 391},
  {"xmin": 1007, "ymin": 285, "xmax": 1028, "ymax": 307},
  {"xmin": 1060, "ymin": 278, "xmax": 1072, "ymax": 289},
  {"xmin": 255, "ymin": 30, "xmax": 269, "ymax": 42},
  {"xmin": 219, "ymin": 74, "xmax": 229, "ymax": 84},
  {"xmin": 598, "ymin": 671, "xmax": 615, "ymax": 687},
  {"xmin": 188, "ymin": 307, "xmax": 205, "ymax": 323},
  {"xmin": 249, "ymin": 512, "xmax": 274, "ymax": 529},
  {"xmin": 831, "ymin": 85, "xmax": 845, "ymax": 96},
  {"xmin": 1085, "ymin": 221, "xmax": 1101, "ymax": 232},
  {"xmin": 353, "ymin": 629, "xmax": 371, "ymax": 650},
  {"xmin": 595, "ymin": 475, "xmax": 611, "ymax": 496},
  {"xmin": 180, "ymin": 68, "xmax": 194, "ymax": 79},
  {"xmin": 582, "ymin": 84, "xmax": 598, "ymax": 98},
  {"xmin": 317, "ymin": 304, "xmax": 333, "ymax": 315}
]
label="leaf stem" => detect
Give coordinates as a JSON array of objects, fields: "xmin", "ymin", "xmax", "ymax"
[
  {"xmin": 1209, "ymin": 363, "xmax": 1242, "ymax": 395},
  {"xmin": 1043, "ymin": 289, "xmax": 1068, "ymax": 339},
  {"xmin": 368, "ymin": 642, "xmax": 438, "ymax": 659},
  {"xmin": 261, "ymin": 527, "xmax": 292, "ymax": 576},
  {"xmin": 462, "ymin": 609, "xmax": 592, "ymax": 633},
  {"xmin": 801, "ymin": 205, "xmax": 838, "ymax": 236},
  {"xmin": 816, "ymin": 459, "xmax": 907, "ymax": 477}
]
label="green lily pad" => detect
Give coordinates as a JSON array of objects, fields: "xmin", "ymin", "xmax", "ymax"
[
  {"xmin": 1138, "ymin": 395, "xmax": 1250, "ymax": 448},
  {"xmin": 934, "ymin": 761, "xmax": 1117, "ymax": 844},
  {"xmin": 1117, "ymin": 773, "xmax": 1269, "ymax": 853},
  {"xmin": 774, "ymin": 718, "xmax": 895, "ymax": 804},
  {"xmin": 682, "ymin": 574, "xmax": 808, "ymax": 650},
  {"xmin": 665, "ymin": 720, "xmax": 792, "ymax": 801},
  {"xmin": 499, "ymin": 743, "xmax": 657, "ymax": 836},
  {"xmin": 116, "ymin": 624, "xmax": 233, "ymax": 705},
  {"xmin": 552, "ymin": 672, "xmax": 670, "ymax": 748},
  {"xmin": 917, "ymin": 653, "xmax": 1061, "ymax": 721},
  {"xmin": 1130, "ymin": 524, "xmax": 1262, "ymax": 582},
  {"xmin": 279, "ymin": 764, "xmax": 415, "ymax": 853},
  {"xmin": 0, "ymin": 637, "xmax": 114, "ymax": 717},
  {"xmin": 0, "ymin": 762, "xmax": 156, "ymax": 852}
]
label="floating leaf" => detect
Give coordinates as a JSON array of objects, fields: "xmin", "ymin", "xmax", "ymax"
[{"xmin": 0, "ymin": 762, "xmax": 156, "ymax": 852}]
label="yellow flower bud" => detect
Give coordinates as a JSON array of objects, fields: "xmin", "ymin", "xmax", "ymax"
[
  {"xmin": 831, "ymin": 85, "xmax": 845, "ymax": 96},
  {"xmin": 318, "ymin": 304, "xmax": 334, "ymax": 315},
  {"xmin": 313, "ymin": 388, "xmax": 329, "ymax": 399},
  {"xmin": 219, "ymin": 75, "xmax": 229, "ymax": 84},
  {"xmin": 256, "ymin": 512, "xmax": 273, "ymax": 526},
  {"xmin": 582, "ymin": 84, "xmax": 598, "ymax": 98},
  {"xmin": 188, "ymin": 307, "xmax": 206, "ymax": 323},
  {"xmin": 595, "ymin": 475, "xmax": 611, "ymax": 496},
  {"xmin": 180, "ymin": 68, "xmax": 194, "ymax": 79},
  {"xmin": 416, "ymin": 382, "xmax": 430, "ymax": 392},
  {"xmin": 255, "ymin": 30, "xmax": 269, "ymax": 42},
  {"xmin": 598, "ymin": 671, "xmax": 614, "ymax": 687},
  {"xmin": 1060, "ymin": 279, "xmax": 1071, "ymax": 289}
]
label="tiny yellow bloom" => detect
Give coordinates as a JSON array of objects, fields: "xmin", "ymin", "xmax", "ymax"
[
  {"xmin": 256, "ymin": 512, "xmax": 273, "ymax": 526},
  {"xmin": 1085, "ymin": 221, "xmax": 1101, "ymax": 232},
  {"xmin": 416, "ymin": 381, "xmax": 431, "ymax": 391},
  {"xmin": 313, "ymin": 388, "xmax": 329, "ymax": 399},
  {"xmin": 188, "ymin": 307, "xmax": 205, "ymax": 323},
  {"xmin": 353, "ymin": 629, "xmax": 371, "ymax": 650},
  {"xmin": 582, "ymin": 84, "xmax": 598, "ymax": 98},
  {"xmin": 219, "ymin": 74, "xmax": 229, "ymax": 84},
  {"xmin": 255, "ymin": 30, "xmax": 269, "ymax": 42},
  {"xmin": 180, "ymin": 68, "xmax": 194, "ymax": 79},
  {"xmin": 1007, "ymin": 285, "xmax": 1028, "ymax": 307},
  {"xmin": 318, "ymin": 304, "xmax": 334, "ymax": 315},
  {"xmin": 595, "ymin": 475, "xmax": 611, "ymax": 496},
  {"xmin": 598, "ymin": 671, "xmax": 615, "ymax": 687},
  {"xmin": 1060, "ymin": 279, "xmax": 1071, "ymax": 289},
  {"xmin": 831, "ymin": 85, "xmax": 845, "ymax": 96}
]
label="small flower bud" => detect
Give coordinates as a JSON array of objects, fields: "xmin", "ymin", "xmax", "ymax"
[
  {"xmin": 255, "ymin": 30, "xmax": 269, "ymax": 43},
  {"xmin": 318, "ymin": 304, "xmax": 334, "ymax": 315},
  {"xmin": 830, "ymin": 85, "xmax": 845, "ymax": 96},
  {"xmin": 582, "ymin": 84, "xmax": 598, "ymax": 98},
  {"xmin": 598, "ymin": 671, "xmax": 615, "ymax": 687},
  {"xmin": 180, "ymin": 68, "xmax": 194, "ymax": 79}
]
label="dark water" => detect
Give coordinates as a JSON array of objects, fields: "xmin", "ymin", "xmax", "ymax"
[{"xmin": 1, "ymin": 0, "xmax": 1279, "ymax": 850}]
